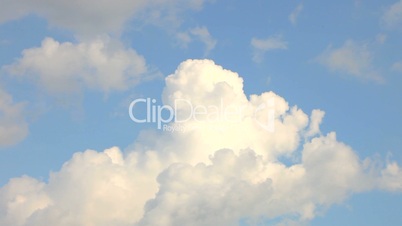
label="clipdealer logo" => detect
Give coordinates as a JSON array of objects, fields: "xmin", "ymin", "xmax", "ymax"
[{"xmin": 128, "ymin": 98, "xmax": 275, "ymax": 132}]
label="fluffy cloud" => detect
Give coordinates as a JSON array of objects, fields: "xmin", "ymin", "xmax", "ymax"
[
  {"xmin": 140, "ymin": 132, "xmax": 370, "ymax": 226},
  {"xmin": 382, "ymin": 0, "xmax": 402, "ymax": 29},
  {"xmin": 0, "ymin": 147, "xmax": 159, "ymax": 226},
  {"xmin": 0, "ymin": 0, "xmax": 209, "ymax": 36},
  {"xmin": 0, "ymin": 88, "xmax": 28, "ymax": 147},
  {"xmin": 176, "ymin": 26, "xmax": 217, "ymax": 56},
  {"xmin": 316, "ymin": 40, "xmax": 383, "ymax": 83},
  {"xmin": 1, "ymin": 60, "xmax": 401, "ymax": 226},
  {"xmin": 160, "ymin": 59, "xmax": 309, "ymax": 163},
  {"xmin": 251, "ymin": 35, "xmax": 288, "ymax": 63},
  {"xmin": 4, "ymin": 37, "xmax": 150, "ymax": 94},
  {"xmin": 289, "ymin": 3, "xmax": 303, "ymax": 25}
]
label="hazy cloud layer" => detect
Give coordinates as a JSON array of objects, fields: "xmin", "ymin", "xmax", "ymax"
[
  {"xmin": 0, "ymin": 0, "xmax": 209, "ymax": 36},
  {"xmin": 1, "ymin": 60, "xmax": 401, "ymax": 226}
]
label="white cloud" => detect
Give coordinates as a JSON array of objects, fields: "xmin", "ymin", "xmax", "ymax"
[
  {"xmin": 0, "ymin": 0, "xmax": 210, "ymax": 36},
  {"xmin": 316, "ymin": 40, "xmax": 383, "ymax": 83},
  {"xmin": 0, "ymin": 88, "xmax": 28, "ymax": 147},
  {"xmin": 1, "ymin": 60, "xmax": 401, "ymax": 225},
  {"xmin": 289, "ymin": 3, "xmax": 304, "ymax": 25},
  {"xmin": 176, "ymin": 26, "xmax": 217, "ymax": 56},
  {"xmin": 189, "ymin": 27, "xmax": 217, "ymax": 56},
  {"xmin": 139, "ymin": 133, "xmax": 360, "ymax": 225},
  {"xmin": 382, "ymin": 0, "xmax": 402, "ymax": 29},
  {"xmin": 0, "ymin": 147, "xmax": 159, "ymax": 226},
  {"xmin": 251, "ymin": 35, "xmax": 288, "ymax": 63},
  {"xmin": 3, "ymin": 36, "xmax": 150, "ymax": 95},
  {"xmin": 305, "ymin": 109, "xmax": 325, "ymax": 138}
]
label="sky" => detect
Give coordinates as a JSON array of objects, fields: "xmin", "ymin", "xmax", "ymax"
[{"xmin": 1, "ymin": 0, "xmax": 402, "ymax": 225}]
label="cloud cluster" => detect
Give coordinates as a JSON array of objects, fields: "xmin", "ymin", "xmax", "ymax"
[
  {"xmin": 4, "ymin": 37, "xmax": 149, "ymax": 94},
  {"xmin": 1, "ymin": 60, "xmax": 401, "ymax": 226},
  {"xmin": 316, "ymin": 40, "xmax": 383, "ymax": 83},
  {"xmin": 0, "ymin": 0, "xmax": 214, "ymax": 146},
  {"xmin": 0, "ymin": 88, "xmax": 28, "ymax": 147}
]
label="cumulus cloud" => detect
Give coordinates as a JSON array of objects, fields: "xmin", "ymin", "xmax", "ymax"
[
  {"xmin": 140, "ymin": 133, "xmax": 364, "ymax": 226},
  {"xmin": 0, "ymin": 147, "xmax": 160, "ymax": 226},
  {"xmin": 251, "ymin": 35, "xmax": 288, "ymax": 63},
  {"xmin": 0, "ymin": 0, "xmax": 209, "ymax": 36},
  {"xmin": 305, "ymin": 109, "xmax": 325, "ymax": 138},
  {"xmin": 289, "ymin": 3, "xmax": 304, "ymax": 25},
  {"xmin": 316, "ymin": 40, "xmax": 383, "ymax": 83},
  {"xmin": 0, "ymin": 88, "xmax": 28, "ymax": 147},
  {"xmin": 1, "ymin": 60, "xmax": 401, "ymax": 225},
  {"xmin": 176, "ymin": 26, "xmax": 217, "ymax": 56},
  {"xmin": 3, "ymin": 37, "xmax": 150, "ymax": 95},
  {"xmin": 382, "ymin": 0, "xmax": 402, "ymax": 29}
]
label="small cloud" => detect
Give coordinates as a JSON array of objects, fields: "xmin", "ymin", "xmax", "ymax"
[
  {"xmin": 316, "ymin": 40, "xmax": 384, "ymax": 83},
  {"xmin": 0, "ymin": 88, "xmax": 28, "ymax": 147},
  {"xmin": 289, "ymin": 3, "xmax": 304, "ymax": 25},
  {"xmin": 382, "ymin": 0, "xmax": 402, "ymax": 29},
  {"xmin": 189, "ymin": 26, "xmax": 217, "ymax": 56},
  {"xmin": 305, "ymin": 109, "xmax": 325, "ymax": 138},
  {"xmin": 251, "ymin": 35, "xmax": 288, "ymax": 63},
  {"xmin": 176, "ymin": 32, "xmax": 192, "ymax": 48},
  {"xmin": 176, "ymin": 26, "xmax": 217, "ymax": 56}
]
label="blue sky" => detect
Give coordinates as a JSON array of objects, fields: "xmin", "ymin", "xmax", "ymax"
[{"xmin": 1, "ymin": 0, "xmax": 402, "ymax": 225}]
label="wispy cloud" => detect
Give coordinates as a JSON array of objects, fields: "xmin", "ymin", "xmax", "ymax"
[
  {"xmin": 289, "ymin": 3, "xmax": 304, "ymax": 25},
  {"xmin": 251, "ymin": 35, "xmax": 288, "ymax": 63},
  {"xmin": 0, "ymin": 0, "xmax": 211, "ymax": 36},
  {"xmin": 316, "ymin": 40, "xmax": 383, "ymax": 83},
  {"xmin": 382, "ymin": 0, "xmax": 402, "ymax": 29},
  {"xmin": 177, "ymin": 26, "xmax": 217, "ymax": 56}
]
